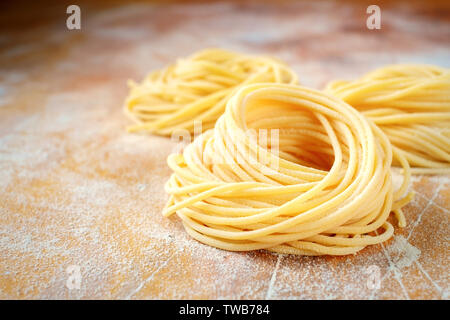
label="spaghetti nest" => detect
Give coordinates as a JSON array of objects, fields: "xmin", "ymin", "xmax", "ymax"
[
  {"xmin": 163, "ymin": 84, "xmax": 413, "ymax": 256},
  {"xmin": 124, "ymin": 48, "xmax": 298, "ymax": 136},
  {"xmin": 325, "ymin": 64, "xmax": 450, "ymax": 174}
]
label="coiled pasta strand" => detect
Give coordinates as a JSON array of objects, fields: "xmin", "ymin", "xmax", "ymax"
[
  {"xmin": 325, "ymin": 64, "xmax": 450, "ymax": 174},
  {"xmin": 124, "ymin": 48, "xmax": 298, "ymax": 136},
  {"xmin": 163, "ymin": 83, "xmax": 412, "ymax": 256}
]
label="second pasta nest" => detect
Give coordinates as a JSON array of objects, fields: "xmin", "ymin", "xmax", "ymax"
[{"xmin": 124, "ymin": 48, "xmax": 298, "ymax": 136}]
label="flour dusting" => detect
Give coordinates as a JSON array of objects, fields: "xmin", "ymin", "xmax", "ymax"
[
  {"xmin": 0, "ymin": 0, "xmax": 448, "ymax": 300},
  {"xmin": 387, "ymin": 236, "xmax": 421, "ymax": 271}
]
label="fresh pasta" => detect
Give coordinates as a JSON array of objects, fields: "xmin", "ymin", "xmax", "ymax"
[
  {"xmin": 325, "ymin": 64, "xmax": 450, "ymax": 174},
  {"xmin": 124, "ymin": 48, "xmax": 298, "ymax": 136},
  {"xmin": 163, "ymin": 83, "xmax": 413, "ymax": 256}
]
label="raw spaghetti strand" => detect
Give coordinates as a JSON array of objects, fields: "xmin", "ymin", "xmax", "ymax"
[
  {"xmin": 163, "ymin": 83, "xmax": 412, "ymax": 256},
  {"xmin": 124, "ymin": 48, "xmax": 298, "ymax": 136},
  {"xmin": 325, "ymin": 64, "xmax": 450, "ymax": 174}
]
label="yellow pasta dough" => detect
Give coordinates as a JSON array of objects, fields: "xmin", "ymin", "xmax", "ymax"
[
  {"xmin": 325, "ymin": 64, "xmax": 450, "ymax": 174},
  {"xmin": 163, "ymin": 83, "xmax": 413, "ymax": 256},
  {"xmin": 124, "ymin": 48, "xmax": 298, "ymax": 136}
]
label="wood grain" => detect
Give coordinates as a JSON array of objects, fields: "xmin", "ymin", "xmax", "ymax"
[{"xmin": 0, "ymin": 0, "xmax": 449, "ymax": 299}]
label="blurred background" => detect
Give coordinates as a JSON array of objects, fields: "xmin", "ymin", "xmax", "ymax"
[{"xmin": 2, "ymin": 0, "xmax": 450, "ymax": 90}]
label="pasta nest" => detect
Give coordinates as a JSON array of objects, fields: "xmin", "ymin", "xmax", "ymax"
[
  {"xmin": 163, "ymin": 83, "xmax": 412, "ymax": 256},
  {"xmin": 325, "ymin": 64, "xmax": 450, "ymax": 174},
  {"xmin": 124, "ymin": 48, "xmax": 298, "ymax": 136}
]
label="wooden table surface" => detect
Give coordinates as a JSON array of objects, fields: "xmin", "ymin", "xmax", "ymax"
[{"xmin": 0, "ymin": 0, "xmax": 449, "ymax": 299}]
